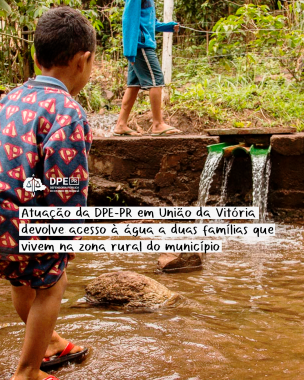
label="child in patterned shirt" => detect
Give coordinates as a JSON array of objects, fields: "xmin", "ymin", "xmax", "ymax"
[{"xmin": 0, "ymin": 7, "xmax": 96, "ymax": 380}]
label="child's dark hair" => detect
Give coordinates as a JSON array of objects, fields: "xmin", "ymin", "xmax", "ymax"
[{"xmin": 34, "ymin": 6, "xmax": 96, "ymax": 69}]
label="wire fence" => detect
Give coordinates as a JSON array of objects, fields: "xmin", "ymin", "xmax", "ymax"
[
  {"xmin": 179, "ymin": 25, "xmax": 286, "ymax": 33},
  {"xmin": 0, "ymin": 9, "xmax": 301, "ymax": 86},
  {"xmin": 0, "ymin": 23, "xmax": 34, "ymax": 86}
]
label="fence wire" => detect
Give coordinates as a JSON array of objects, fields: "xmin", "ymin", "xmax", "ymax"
[{"xmin": 0, "ymin": 25, "xmax": 34, "ymax": 85}]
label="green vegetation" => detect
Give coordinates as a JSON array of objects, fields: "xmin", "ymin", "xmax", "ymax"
[
  {"xmin": 1, "ymin": 1, "xmax": 304, "ymax": 131},
  {"xmin": 129, "ymin": 2, "xmax": 304, "ymax": 131},
  {"xmin": 170, "ymin": 54, "xmax": 304, "ymax": 131},
  {"xmin": 0, "ymin": 0, "xmax": 102, "ymax": 85}
]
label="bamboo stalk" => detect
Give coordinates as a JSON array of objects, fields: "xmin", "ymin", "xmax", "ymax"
[{"xmin": 0, "ymin": 32, "xmax": 32, "ymax": 43}]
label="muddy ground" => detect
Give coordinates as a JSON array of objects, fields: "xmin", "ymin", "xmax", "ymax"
[{"xmin": 88, "ymin": 109, "xmax": 205, "ymax": 138}]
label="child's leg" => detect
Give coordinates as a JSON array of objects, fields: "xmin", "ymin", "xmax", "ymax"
[
  {"xmin": 11, "ymin": 284, "xmax": 36, "ymax": 322},
  {"xmin": 149, "ymin": 87, "xmax": 180, "ymax": 135},
  {"xmin": 114, "ymin": 87, "xmax": 141, "ymax": 135},
  {"xmin": 11, "ymin": 282, "xmax": 84, "ymax": 358},
  {"xmin": 12, "ymin": 273, "xmax": 67, "ymax": 380},
  {"xmin": 149, "ymin": 87, "xmax": 163, "ymax": 128}
]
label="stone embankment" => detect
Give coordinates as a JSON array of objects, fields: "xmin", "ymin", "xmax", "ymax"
[{"xmin": 88, "ymin": 132, "xmax": 304, "ymax": 221}]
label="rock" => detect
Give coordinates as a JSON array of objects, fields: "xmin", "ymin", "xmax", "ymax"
[
  {"xmin": 88, "ymin": 175, "xmax": 167, "ymax": 208},
  {"xmin": 85, "ymin": 271, "xmax": 179, "ymax": 311},
  {"xmin": 157, "ymin": 252, "xmax": 204, "ymax": 272},
  {"xmin": 103, "ymin": 90, "xmax": 115, "ymax": 101},
  {"xmin": 205, "ymin": 127, "xmax": 297, "ymax": 135},
  {"xmin": 270, "ymin": 132, "xmax": 304, "ymax": 155}
]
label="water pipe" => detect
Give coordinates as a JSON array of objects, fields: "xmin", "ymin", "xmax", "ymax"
[
  {"xmin": 223, "ymin": 143, "xmax": 250, "ymax": 158},
  {"xmin": 250, "ymin": 145, "xmax": 271, "ymax": 156},
  {"xmin": 207, "ymin": 142, "xmax": 271, "ymax": 158},
  {"xmin": 207, "ymin": 142, "xmax": 235, "ymax": 154}
]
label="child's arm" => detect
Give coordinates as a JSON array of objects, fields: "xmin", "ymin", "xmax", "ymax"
[
  {"xmin": 42, "ymin": 119, "xmax": 91, "ymax": 208},
  {"xmin": 123, "ymin": 0, "xmax": 141, "ymax": 63},
  {"xmin": 155, "ymin": 19, "xmax": 179, "ymax": 33}
]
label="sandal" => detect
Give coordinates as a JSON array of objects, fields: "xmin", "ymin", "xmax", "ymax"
[{"xmin": 41, "ymin": 342, "xmax": 88, "ymax": 370}]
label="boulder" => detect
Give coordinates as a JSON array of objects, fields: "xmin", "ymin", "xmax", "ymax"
[
  {"xmin": 103, "ymin": 90, "xmax": 115, "ymax": 101},
  {"xmin": 157, "ymin": 252, "xmax": 204, "ymax": 272},
  {"xmin": 85, "ymin": 271, "xmax": 179, "ymax": 311}
]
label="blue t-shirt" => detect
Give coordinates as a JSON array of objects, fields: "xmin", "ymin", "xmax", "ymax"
[
  {"xmin": 123, "ymin": 0, "xmax": 177, "ymax": 62},
  {"xmin": 0, "ymin": 76, "xmax": 92, "ymax": 259}
]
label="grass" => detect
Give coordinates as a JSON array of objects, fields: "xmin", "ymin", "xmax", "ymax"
[
  {"xmin": 168, "ymin": 53, "xmax": 304, "ymax": 131},
  {"xmin": 78, "ymin": 48, "xmax": 304, "ymax": 132}
]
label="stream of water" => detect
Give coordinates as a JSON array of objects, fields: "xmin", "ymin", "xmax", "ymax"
[
  {"xmin": 1, "ymin": 223, "xmax": 303, "ymax": 380},
  {"xmin": 197, "ymin": 152, "xmax": 223, "ymax": 208},
  {"xmin": 218, "ymin": 157, "xmax": 234, "ymax": 207},
  {"xmin": 251, "ymin": 155, "xmax": 271, "ymax": 222}
]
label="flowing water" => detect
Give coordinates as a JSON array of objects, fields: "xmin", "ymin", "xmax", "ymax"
[
  {"xmin": 197, "ymin": 152, "xmax": 223, "ymax": 208},
  {"xmin": 251, "ymin": 155, "xmax": 271, "ymax": 222},
  {"xmin": 218, "ymin": 157, "xmax": 234, "ymax": 207},
  {"xmin": 1, "ymin": 223, "xmax": 304, "ymax": 380}
]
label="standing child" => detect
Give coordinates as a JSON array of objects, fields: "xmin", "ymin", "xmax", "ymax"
[
  {"xmin": 114, "ymin": 0, "xmax": 181, "ymax": 136},
  {"xmin": 0, "ymin": 7, "xmax": 96, "ymax": 380}
]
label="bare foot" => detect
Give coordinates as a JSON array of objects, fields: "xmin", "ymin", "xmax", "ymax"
[
  {"xmin": 113, "ymin": 124, "xmax": 142, "ymax": 136},
  {"xmin": 151, "ymin": 123, "xmax": 181, "ymax": 135},
  {"xmin": 44, "ymin": 331, "xmax": 83, "ymax": 358}
]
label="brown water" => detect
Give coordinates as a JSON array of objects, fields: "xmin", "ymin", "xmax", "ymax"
[{"xmin": 1, "ymin": 223, "xmax": 304, "ymax": 380}]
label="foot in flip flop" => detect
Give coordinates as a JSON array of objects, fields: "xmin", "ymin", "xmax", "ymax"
[
  {"xmin": 113, "ymin": 127, "xmax": 142, "ymax": 137},
  {"xmin": 41, "ymin": 340, "xmax": 88, "ymax": 370},
  {"xmin": 151, "ymin": 125, "xmax": 182, "ymax": 136}
]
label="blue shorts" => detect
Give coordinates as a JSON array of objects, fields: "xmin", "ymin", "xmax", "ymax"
[{"xmin": 127, "ymin": 48, "xmax": 165, "ymax": 90}]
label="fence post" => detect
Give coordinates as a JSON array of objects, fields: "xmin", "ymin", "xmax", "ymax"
[
  {"xmin": 22, "ymin": 30, "xmax": 30, "ymax": 81},
  {"xmin": 162, "ymin": 0, "xmax": 174, "ymax": 103}
]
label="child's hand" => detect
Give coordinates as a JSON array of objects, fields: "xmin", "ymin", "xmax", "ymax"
[
  {"xmin": 174, "ymin": 24, "xmax": 180, "ymax": 33},
  {"xmin": 68, "ymin": 252, "xmax": 76, "ymax": 261}
]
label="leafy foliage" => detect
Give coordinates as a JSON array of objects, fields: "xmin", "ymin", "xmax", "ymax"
[
  {"xmin": 95, "ymin": 0, "xmax": 124, "ymax": 59},
  {"xmin": 0, "ymin": 0, "xmax": 103, "ymax": 84},
  {"xmin": 0, "ymin": 0, "xmax": 11, "ymax": 16},
  {"xmin": 1, "ymin": 0, "xmax": 304, "ymax": 133},
  {"xmin": 209, "ymin": 3, "xmax": 304, "ymax": 82},
  {"xmin": 170, "ymin": 54, "xmax": 304, "ymax": 131}
]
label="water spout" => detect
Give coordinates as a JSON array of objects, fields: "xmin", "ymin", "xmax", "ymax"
[
  {"xmin": 198, "ymin": 142, "xmax": 271, "ymax": 222},
  {"xmin": 223, "ymin": 144, "xmax": 249, "ymax": 158},
  {"xmin": 197, "ymin": 142, "xmax": 236, "ymax": 208}
]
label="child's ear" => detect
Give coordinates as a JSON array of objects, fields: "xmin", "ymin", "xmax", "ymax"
[
  {"xmin": 33, "ymin": 53, "xmax": 42, "ymax": 70},
  {"xmin": 78, "ymin": 51, "xmax": 92, "ymax": 72}
]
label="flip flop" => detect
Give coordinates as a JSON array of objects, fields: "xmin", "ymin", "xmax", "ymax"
[
  {"xmin": 113, "ymin": 131, "xmax": 142, "ymax": 137},
  {"xmin": 40, "ymin": 342, "xmax": 88, "ymax": 370},
  {"xmin": 151, "ymin": 127, "xmax": 183, "ymax": 136}
]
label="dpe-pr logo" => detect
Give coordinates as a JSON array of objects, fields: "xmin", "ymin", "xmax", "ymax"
[
  {"xmin": 23, "ymin": 175, "xmax": 47, "ymax": 196},
  {"xmin": 49, "ymin": 177, "xmax": 80, "ymax": 193}
]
